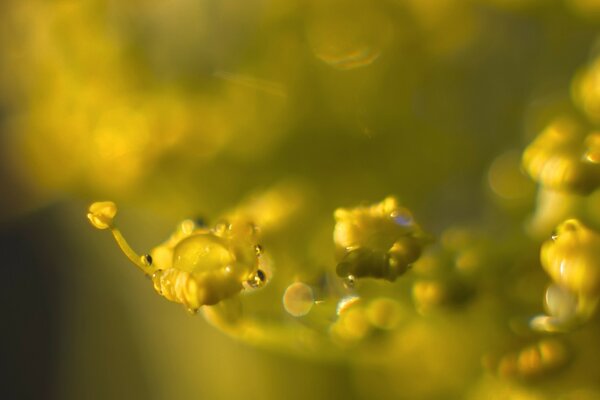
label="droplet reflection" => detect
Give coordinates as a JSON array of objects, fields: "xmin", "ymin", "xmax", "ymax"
[{"xmin": 283, "ymin": 282, "xmax": 315, "ymax": 317}]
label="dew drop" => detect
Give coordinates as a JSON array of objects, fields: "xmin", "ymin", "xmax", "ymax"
[
  {"xmin": 247, "ymin": 269, "xmax": 267, "ymax": 289},
  {"xmin": 343, "ymin": 274, "xmax": 356, "ymax": 289},
  {"xmin": 283, "ymin": 282, "xmax": 315, "ymax": 317},
  {"xmin": 141, "ymin": 254, "xmax": 153, "ymax": 267},
  {"xmin": 390, "ymin": 210, "xmax": 414, "ymax": 227},
  {"xmin": 180, "ymin": 219, "xmax": 195, "ymax": 234},
  {"xmin": 213, "ymin": 220, "xmax": 230, "ymax": 235}
]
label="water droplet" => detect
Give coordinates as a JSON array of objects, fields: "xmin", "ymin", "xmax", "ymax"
[
  {"xmin": 213, "ymin": 220, "xmax": 230, "ymax": 235},
  {"xmin": 283, "ymin": 282, "xmax": 315, "ymax": 317},
  {"xmin": 180, "ymin": 220, "xmax": 195, "ymax": 234},
  {"xmin": 258, "ymin": 269, "xmax": 266, "ymax": 280},
  {"xmin": 343, "ymin": 274, "xmax": 356, "ymax": 289},
  {"xmin": 390, "ymin": 210, "xmax": 413, "ymax": 226},
  {"xmin": 141, "ymin": 254, "xmax": 153, "ymax": 267},
  {"xmin": 246, "ymin": 269, "xmax": 267, "ymax": 289},
  {"xmin": 395, "ymin": 215, "xmax": 413, "ymax": 226}
]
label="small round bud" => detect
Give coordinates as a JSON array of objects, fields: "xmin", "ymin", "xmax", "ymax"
[
  {"xmin": 333, "ymin": 197, "xmax": 428, "ymax": 282},
  {"xmin": 541, "ymin": 219, "xmax": 600, "ymax": 296},
  {"xmin": 87, "ymin": 201, "xmax": 117, "ymax": 230},
  {"xmin": 522, "ymin": 118, "xmax": 600, "ymax": 193},
  {"xmin": 283, "ymin": 282, "xmax": 315, "ymax": 317}
]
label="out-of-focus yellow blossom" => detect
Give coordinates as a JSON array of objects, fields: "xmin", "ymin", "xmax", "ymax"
[
  {"xmin": 529, "ymin": 219, "xmax": 600, "ymax": 332},
  {"xmin": 0, "ymin": 0, "xmax": 293, "ymax": 215},
  {"xmin": 523, "ymin": 117, "xmax": 600, "ymax": 194},
  {"xmin": 492, "ymin": 338, "xmax": 569, "ymax": 379},
  {"xmin": 541, "ymin": 219, "xmax": 600, "ymax": 297}
]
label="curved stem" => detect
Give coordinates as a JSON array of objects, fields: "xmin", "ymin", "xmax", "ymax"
[{"xmin": 110, "ymin": 227, "xmax": 151, "ymax": 275}]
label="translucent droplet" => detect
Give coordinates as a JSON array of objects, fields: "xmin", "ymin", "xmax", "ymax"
[
  {"xmin": 283, "ymin": 282, "xmax": 315, "ymax": 317},
  {"xmin": 141, "ymin": 254, "xmax": 153, "ymax": 267},
  {"xmin": 180, "ymin": 219, "xmax": 196, "ymax": 235},
  {"xmin": 343, "ymin": 274, "xmax": 356, "ymax": 289},
  {"xmin": 246, "ymin": 269, "xmax": 267, "ymax": 289},
  {"xmin": 390, "ymin": 210, "xmax": 413, "ymax": 227},
  {"xmin": 213, "ymin": 221, "xmax": 230, "ymax": 235}
]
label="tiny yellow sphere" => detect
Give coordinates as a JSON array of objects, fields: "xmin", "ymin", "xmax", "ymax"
[{"xmin": 541, "ymin": 219, "xmax": 600, "ymax": 296}]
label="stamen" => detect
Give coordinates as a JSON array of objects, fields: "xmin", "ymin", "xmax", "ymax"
[{"xmin": 88, "ymin": 201, "xmax": 151, "ymax": 275}]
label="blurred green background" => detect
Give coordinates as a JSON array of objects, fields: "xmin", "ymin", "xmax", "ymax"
[{"xmin": 3, "ymin": 0, "xmax": 600, "ymax": 399}]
